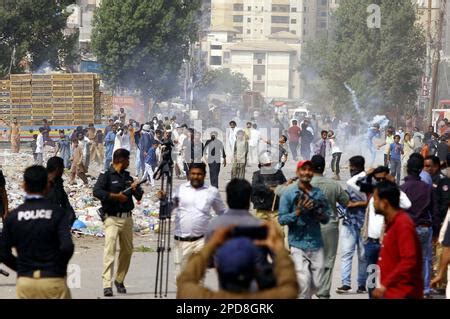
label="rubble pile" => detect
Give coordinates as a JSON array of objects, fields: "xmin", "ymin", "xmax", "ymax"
[{"xmin": 0, "ymin": 150, "xmax": 162, "ymax": 238}]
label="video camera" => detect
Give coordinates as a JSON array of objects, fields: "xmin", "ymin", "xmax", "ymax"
[
  {"xmin": 294, "ymin": 189, "xmax": 327, "ymax": 222},
  {"xmin": 355, "ymin": 174, "xmax": 375, "ymax": 194},
  {"xmin": 230, "ymin": 226, "xmax": 268, "ymax": 240}
]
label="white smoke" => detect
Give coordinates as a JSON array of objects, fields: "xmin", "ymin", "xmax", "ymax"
[{"xmin": 344, "ymin": 83, "xmax": 361, "ymax": 114}]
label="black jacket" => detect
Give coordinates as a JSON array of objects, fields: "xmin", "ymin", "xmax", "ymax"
[
  {"xmin": 0, "ymin": 198, "xmax": 74, "ymax": 277},
  {"xmin": 93, "ymin": 167, "xmax": 144, "ymax": 215},
  {"xmin": 251, "ymin": 169, "xmax": 287, "ymax": 211},
  {"xmin": 46, "ymin": 176, "xmax": 76, "ymax": 226}
]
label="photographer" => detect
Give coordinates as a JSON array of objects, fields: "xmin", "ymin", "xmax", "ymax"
[
  {"xmin": 251, "ymin": 152, "xmax": 287, "ymax": 236},
  {"xmin": 176, "ymin": 222, "xmax": 298, "ymax": 299},
  {"xmin": 278, "ymin": 160, "xmax": 332, "ymax": 299}
]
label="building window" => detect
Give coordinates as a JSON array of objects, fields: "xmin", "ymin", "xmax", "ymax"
[
  {"xmin": 248, "ymin": 6, "xmax": 251, "ymax": 11},
  {"xmin": 254, "ymin": 53, "xmax": 265, "ymax": 60},
  {"xmin": 253, "ymin": 82, "xmax": 265, "ymax": 92},
  {"xmin": 256, "ymin": 75, "xmax": 262, "ymax": 81},
  {"xmin": 321, "ymin": 12, "xmax": 327, "ymax": 17},
  {"xmin": 261, "ymin": 29, "xmax": 263, "ymax": 33},
  {"xmin": 272, "ymin": 4, "xmax": 290, "ymax": 12},
  {"xmin": 271, "ymin": 16, "xmax": 289, "ymax": 24},
  {"xmin": 254, "ymin": 65, "xmax": 266, "ymax": 75},
  {"xmin": 321, "ymin": 0, "xmax": 327, "ymax": 6},
  {"xmin": 291, "ymin": 19, "xmax": 297, "ymax": 24},
  {"xmin": 304, "ymin": 17, "xmax": 307, "ymax": 24},
  {"xmin": 271, "ymin": 27, "xmax": 289, "ymax": 33},
  {"xmin": 223, "ymin": 52, "xmax": 230, "ymax": 63},
  {"xmin": 291, "ymin": 30, "xmax": 296, "ymax": 34},
  {"xmin": 247, "ymin": 29, "xmax": 251, "ymax": 34},
  {"xmin": 210, "ymin": 56, "xmax": 222, "ymax": 66},
  {"xmin": 236, "ymin": 26, "xmax": 243, "ymax": 33},
  {"xmin": 304, "ymin": 6, "xmax": 307, "ymax": 11},
  {"xmin": 261, "ymin": 18, "xmax": 263, "ymax": 22},
  {"xmin": 304, "ymin": 29, "xmax": 307, "ymax": 35},
  {"xmin": 291, "ymin": 7, "xmax": 297, "ymax": 12},
  {"xmin": 233, "ymin": 15, "xmax": 243, "ymax": 22},
  {"xmin": 233, "ymin": 3, "xmax": 243, "ymax": 11},
  {"xmin": 210, "ymin": 44, "xmax": 222, "ymax": 50},
  {"xmin": 248, "ymin": 17, "xmax": 251, "ymax": 22},
  {"xmin": 320, "ymin": 22, "xmax": 327, "ymax": 28}
]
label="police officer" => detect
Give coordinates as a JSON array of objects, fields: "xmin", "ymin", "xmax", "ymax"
[
  {"xmin": 93, "ymin": 148, "xmax": 143, "ymax": 297},
  {"xmin": 0, "ymin": 165, "xmax": 74, "ymax": 299}
]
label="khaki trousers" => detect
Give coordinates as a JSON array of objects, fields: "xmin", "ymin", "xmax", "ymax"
[
  {"xmin": 174, "ymin": 238, "xmax": 205, "ymax": 279},
  {"xmin": 255, "ymin": 209, "xmax": 288, "ymax": 247},
  {"xmin": 16, "ymin": 277, "xmax": 71, "ymax": 299},
  {"xmin": 91, "ymin": 143, "xmax": 104, "ymax": 164},
  {"xmin": 103, "ymin": 216, "xmax": 134, "ymax": 288}
]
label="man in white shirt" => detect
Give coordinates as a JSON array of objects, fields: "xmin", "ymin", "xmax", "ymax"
[
  {"xmin": 227, "ymin": 121, "xmax": 239, "ymax": 161},
  {"xmin": 174, "ymin": 126, "xmax": 187, "ymax": 179},
  {"xmin": 35, "ymin": 127, "xmax": 44, "ymax": 165},
  {"xmin": 168, "ymin": 162, "xmax": 226, "ymax": 277},
  {"xmin": 362, "ymin": 166, "xmax": 411, "ymax": 298}
]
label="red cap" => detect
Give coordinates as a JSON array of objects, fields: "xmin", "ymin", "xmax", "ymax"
[{"xmin": 297, "ymin": 160, "xmax": 313, "ymax": 170}]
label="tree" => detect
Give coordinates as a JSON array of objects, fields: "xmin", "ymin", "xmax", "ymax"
[
  {"xmin": 0, "ymin": 0, "xmax": 79, "ymax": 77},
  {"xmin": 302, "ymin": 0, "xmax": 426, "ymax": 122},
  {"xmin": 197, "ymin": 68, "xmax": 250, "ymax": 98},
  {"xmin": 92, "ymin": 0, "xmax": 200, "ymax": 120}
]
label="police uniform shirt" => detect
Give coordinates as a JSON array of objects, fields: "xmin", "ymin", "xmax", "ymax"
[
  {"xmin": 93, "ymin": 167, "xmax": 144, "ymax": 215},
  {"xmin": 0, "ymin": 197, "xmax": 74, "ymax": 277}
]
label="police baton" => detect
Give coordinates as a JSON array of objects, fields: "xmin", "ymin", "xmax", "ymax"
[{"xmin": 122, "ymin": 177, "xmax": 148, "ymax": 194}]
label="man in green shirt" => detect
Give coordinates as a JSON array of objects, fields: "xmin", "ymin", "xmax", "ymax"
[{"xmin": 310, "ymin": 155, "xmax": 350, "ymax": 299}]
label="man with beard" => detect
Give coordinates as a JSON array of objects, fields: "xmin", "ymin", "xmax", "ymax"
[
  {"xmin": 160, "ymin": 163, "xmax": 226, "ymax": 277},
  {"xmin": 279, "ymin": 160, "xmax": 331, "ymax": 298}
]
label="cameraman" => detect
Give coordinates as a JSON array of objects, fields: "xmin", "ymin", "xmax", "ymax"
[
  {"xmin": 361, "ymin": 166, "xmax": 412, "ymax": 298},
  {"xmin": 278, "ymin": 160, "xmax": 332, "ymax": 299},
  {"xmin": 176, "ymin": 222, "xmax": 299, "ymax": 299}
]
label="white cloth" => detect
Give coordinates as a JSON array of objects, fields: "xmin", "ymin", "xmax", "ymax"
[
  {"xmin": 346, "ymin": 171, "xmax": 368, "ymax": 201},
  {"xmin": 35, "ymin": 133, "xmax": 44, "ymax": 154},
  {"xmin": 227, "ymin": 127, "xmax": 239, "ymax": 150},
  {"xmin": 113, "ymin": 132, "xmax": 131, "ymax": 153},
  {"xmin": 329, "ymin": 137, "xmax": 341, "ymax": 154},
  {"xmin": 248, "ymin": 128, "xmax": 261, "ymax": 148},
  {"xmin": 173, "ymin": 182, "xmax": 226, "ymax": 238},
  {"xmin": 367, "ymin": 191, "xmax": 411, "ymax": 239}
]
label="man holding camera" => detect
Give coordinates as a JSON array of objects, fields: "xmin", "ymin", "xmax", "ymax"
[
  {"xmin": 93, "ymin": 149, "xmax": 144, "ymax": 297},
  {"xmin": 278, "ymin": 160, "xmax": 332, "ymax": 299},
  {"xmin": 177, "ymin": 222, "xmax": 299, "ymax": 299}
]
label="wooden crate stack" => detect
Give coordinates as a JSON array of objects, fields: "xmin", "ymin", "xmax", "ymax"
[
  {"xmin": 0, "ymin": 79, "xmax": 11, "ymax": 121},
  {"xmin": 72, "ymin": 73, "xmax": 98, "ymax": 126},
  {"xmin": 10, "ymin": 74, "xmax": 32, "ymax": 125},
  {"xmin": 52, "ymin": 74, "xmax": 74, "ymax": 126},
  {"xmin": 31, "ymin": 74, "xmax": 52, "ymax": 125},
  {"xmin": 100, "ymin": 92, "xmax": 113, "ymax": 121}
]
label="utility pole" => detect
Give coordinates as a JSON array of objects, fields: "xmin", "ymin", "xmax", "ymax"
[{"xmin": 429, "ymin": 0, "xmax": 447, "ymax": 126}]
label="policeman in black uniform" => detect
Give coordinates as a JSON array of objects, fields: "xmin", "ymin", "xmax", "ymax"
[
  {"xmin": 0, "ymin": 167, "xmax": 8, "ymax": 221},
  {"xmin": 0, "ymin": 165, "xmax": 74, "ymax": 299},
  {"xmin": 93, "ymin": 148, "xmax": 143, "ymax": 297}
]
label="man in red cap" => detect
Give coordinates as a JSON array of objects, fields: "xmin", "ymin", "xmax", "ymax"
[{"xmin": 278, "ymin": 160, "xmax": 332, "ymax": 298}]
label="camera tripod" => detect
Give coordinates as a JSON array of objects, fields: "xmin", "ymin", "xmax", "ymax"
[{"xmin": 153, "ymin": 142, "xmax": 174, "ymax": 298}]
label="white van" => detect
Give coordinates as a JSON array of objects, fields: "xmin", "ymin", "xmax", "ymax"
[{"xmin": 289, "ymin": 107, "xmax": 310, "ymax": 124}]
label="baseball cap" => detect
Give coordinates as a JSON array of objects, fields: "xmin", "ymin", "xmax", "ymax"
[
  {"xmin": 215, "ymin": 237, "xmax": 258, "ymax": 290},
  {"xmin": 297, "ymin": 160, "xmax": 313, "ymax": 170}
]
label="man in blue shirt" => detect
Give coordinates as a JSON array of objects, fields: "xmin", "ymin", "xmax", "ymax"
[
  {"xmin": 389, "ymin": 135, "xmax": 404, "ymax": 183},
  {"xmin": 279, "ymin": 160, "xmax": 331, "ymax": 299},
  {"xmin": 104, "ymin": 124, "xmax": 117, "ymax": 171}
]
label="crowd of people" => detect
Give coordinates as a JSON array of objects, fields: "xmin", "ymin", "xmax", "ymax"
[{"xmin": 0, "ymin": 109, "xmax": 450, "ymax": 300}]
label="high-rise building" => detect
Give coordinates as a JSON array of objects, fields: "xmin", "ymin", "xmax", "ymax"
[{"xmin": 211, "ymin": 0, "xmax": 331, "ymax": 41}]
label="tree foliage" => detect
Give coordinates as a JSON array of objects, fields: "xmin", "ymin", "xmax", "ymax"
[
  {"xmin": 302, "ymin": 0, "xmax": 426, "ymax": 120},
  {"xmin": 92, "ymin": 0, "xmax": 200, "ymax": 109},
  {"xmin": 197, "ymin": 68, "xmax": 250, "ymax": 97},
  {"xmin": 0, "ymin": 0, "xmax": 79, "ymax": 77}
]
